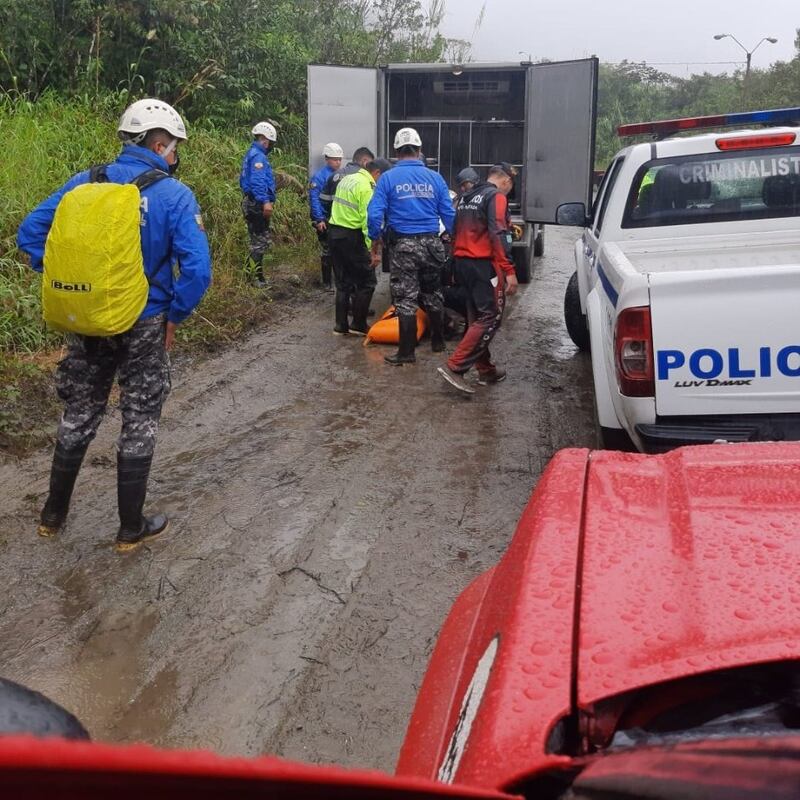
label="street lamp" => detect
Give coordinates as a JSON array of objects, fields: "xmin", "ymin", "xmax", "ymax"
[
  {"xmin": 713, "ymin": 33, "xmax": 778, "ymax": 79},
  {"xmin": 518, "ymin": 50, "xmax": 533, "ymax": 63}
]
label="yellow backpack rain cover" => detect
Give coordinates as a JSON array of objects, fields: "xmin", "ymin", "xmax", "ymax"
[{"xmin": 42, "ymin": 168, "xmax": 166, "ymax": 336}]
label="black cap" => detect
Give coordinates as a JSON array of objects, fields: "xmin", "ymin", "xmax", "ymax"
[
  {"xmin": 492, "ymin": 161, "xmax": 518, "ymax": 179},
  {"xmin": 372, "ymin": 158, "xmax": 393, "ymax": 174},
  {"xmin": 456, "ymin": 167, "xmax": 480, "ymax": 185}
]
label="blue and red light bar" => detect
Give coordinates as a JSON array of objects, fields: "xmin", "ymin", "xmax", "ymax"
[{"xmin": 618, "ymin": 107, "xmax": 800, "ymax": 138}]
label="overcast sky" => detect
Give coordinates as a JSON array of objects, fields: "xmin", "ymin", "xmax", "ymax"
[{"xmin": 441, "ymin": 1, "xmax": 798, "ymax": 76}]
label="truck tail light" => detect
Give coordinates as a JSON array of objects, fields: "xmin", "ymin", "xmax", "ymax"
[{"xmin": 615, "ymin": 306, "xmax": 654, "ymax": 397}]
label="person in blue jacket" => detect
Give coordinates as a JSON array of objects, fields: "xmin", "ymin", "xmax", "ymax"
[
  {"xmin": 17, "ymin": 98, "xmax": 212, "ymax": 553},
  {"xmin": 240, "ymin": 121, "xmax": 277, "ymax": 287},
  {"xmin": 367, "ymin": 127, "xmax": 455, "ymax": 365},
  {"xmin": 308, "ymin": 142, "xmax": 344, "ymax": 290}
]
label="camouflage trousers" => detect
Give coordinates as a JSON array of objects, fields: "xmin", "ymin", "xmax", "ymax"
[
  {"xmin": 242, "ymin": 195, "xmax": 273, "ymax": 266},
  {"xmin": 55, "ymin": 314, "xmax": 171, "ymax": 457},
  {"xmin": 316, "ymin": 228, "xmax": 333, "ymax": 287},
  {"xmin": 389, "ymin": 234, "xmax": 445, "ymax": 317}
]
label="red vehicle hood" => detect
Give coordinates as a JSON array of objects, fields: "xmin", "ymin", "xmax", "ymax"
[
  {"xmin": 578, "ymin": 443, "xmax": 800, "ymax": 705},
  {"xmin": 0, "ymin": 735, "xmax": 518, "ymax": 800},
  {"xmin": 398, "ymin": 443, "xmax": 800, "ymax": 790}
]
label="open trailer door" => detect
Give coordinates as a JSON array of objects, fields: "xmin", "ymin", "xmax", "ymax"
[
  {"xmin": 307, "ymin": 64, "xmax": 381, "ymax": 175},
  {"xmin": 524, "ymin": 58, "xmax": 598, "ymax": 224}
]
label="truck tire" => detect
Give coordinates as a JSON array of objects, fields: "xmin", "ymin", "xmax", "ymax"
[
  {"xmin": 564, "ymin": 272, "xmax": 589, "ymax": 351},
  {"xmin": 534, "ymin": 226, "xmax": 545, "ymax": 257},
  {"xmin": 513, "ymin": 244, "xmax": 533, "ymax": 284}
]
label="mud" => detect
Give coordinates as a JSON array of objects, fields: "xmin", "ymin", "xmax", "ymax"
[{"xmin": 0, "ymin": 226, "xmax": 594, "ymax": 771}]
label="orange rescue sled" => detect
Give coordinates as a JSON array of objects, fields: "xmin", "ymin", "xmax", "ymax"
[{"xmin": 364, "ymin": 306, "xmax": 428, "ymax": 346}]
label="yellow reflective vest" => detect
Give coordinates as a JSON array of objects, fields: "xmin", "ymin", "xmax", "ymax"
[{"xmin": 329, "ymin": 168, "xmax": 375, "ymax": 248}]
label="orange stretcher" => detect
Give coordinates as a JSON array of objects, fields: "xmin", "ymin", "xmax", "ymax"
[{"xmin": 364, "ymin": 306, "xmax": 428, "ymax": 346}]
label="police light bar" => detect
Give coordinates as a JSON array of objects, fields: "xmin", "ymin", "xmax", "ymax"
[{"xmin": 618, "ymin": 107, "xmax": 800, "ymax": 138}]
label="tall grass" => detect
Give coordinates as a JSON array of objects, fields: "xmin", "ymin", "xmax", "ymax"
[{"xmin": 0, "ymin": 93, "xmax": 318, "ymax": 451}]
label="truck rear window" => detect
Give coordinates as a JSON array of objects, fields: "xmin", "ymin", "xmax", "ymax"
[{"xmin": 622, "ymin": 147, "xmax": 800, "ymax": 227}]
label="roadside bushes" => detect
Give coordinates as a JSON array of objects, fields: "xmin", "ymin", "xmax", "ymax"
[{"xmin": 0, "ymin": 94, "xmax": 317, "ymax": 450}]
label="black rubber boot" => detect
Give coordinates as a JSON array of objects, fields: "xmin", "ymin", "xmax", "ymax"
[
  {"xmin": 334, "ymin": 290, "xmax": 350, "ymax": 334},
  {"xmin": 428, "ymin": 308, "xmax": 445, "ymax": 353},
  {"xmin": 254, "ymin": 262, "xmax": 267, "ymax": 288},
  {"xmin": 384, "ymin": 314, "xmax": 417, "ymax": 365},
  {"xmin": 350, "ymin": 288, "xmax": 374, "ymax": 336},
  {"xmin": 116, "ymin": 453, "xmax": 169, "ymax": 553},
  {"xmin": 38, "ymin": 443, "xmax": 88, "ymax": 537},
  {"xmin": 321, "ymin": 257, "xmax": 333, "ymax": 289}
]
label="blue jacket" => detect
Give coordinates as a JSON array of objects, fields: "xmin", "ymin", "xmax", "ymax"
[
  {"xmin": 240, "ymin": 141, "xmax": 276, "ymax": 203},
  {"xmin": 17, "ymin": 145, "xmax": 212, "ymax": 326},
  {"xmin": 367, "ymin": 159, "xmax": 455, "ymax": 241},
  {"xmin": 309, "ymin": 163, "xmax": 335, "ymax": 223}
]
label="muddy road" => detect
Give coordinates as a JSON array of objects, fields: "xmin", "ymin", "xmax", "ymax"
[{"xmin": 0, "ymin": 226, "xmax": 594, "ymax": 770}]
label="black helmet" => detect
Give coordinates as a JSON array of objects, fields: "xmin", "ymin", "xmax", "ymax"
[{"xmin": 456, "ymin": 167, "xmax": 480, "ymax": 186}]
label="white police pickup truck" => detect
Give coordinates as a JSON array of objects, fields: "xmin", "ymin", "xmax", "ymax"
[{"xmin": 560, "ymin": 108, "xmax": 800, "ymax": 452}]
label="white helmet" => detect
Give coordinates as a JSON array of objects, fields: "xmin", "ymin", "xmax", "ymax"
[
  {"xmin": 323, "ymin": 142, "xmax": 344, "ymax": 159},
  {"xmin": 251, "ymin": 121, "xmax": 278, "ymax": 142},
  {"xmin": 393, "ymin": 127, "xmax": 422, "ymax": 149},
  {"xmin": 117, "ymin": 98, "xmax": 187, "ymax": 143}
]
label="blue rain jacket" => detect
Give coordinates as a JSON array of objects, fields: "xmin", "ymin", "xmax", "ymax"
[
  {"xmin": 239, "ymin": 141, "xmax": 276, "ymax": 203},
  {"xmin": 309, "ymin": 163, "xmax": 335, "ymax": 222},
  {"xmin": 17, "ymin": 145, "xmax": 212, "ymax": 326},
  {"xmin": 367, "ymin": 159, "xmax": 455, "ymax": 241}
]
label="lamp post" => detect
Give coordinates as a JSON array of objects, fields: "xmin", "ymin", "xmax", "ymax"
[
  {"xmin": 713, "ymin": 33, "xmax": 778, "ymax": 80},
  {"xmin": 518, "ymin": 50, "xmax": 532, "ymax": 63}
]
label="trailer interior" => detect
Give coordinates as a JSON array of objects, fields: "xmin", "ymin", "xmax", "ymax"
[{"xmin": 386, "ymin": 68, "xmax": 527, "ymax": 208}]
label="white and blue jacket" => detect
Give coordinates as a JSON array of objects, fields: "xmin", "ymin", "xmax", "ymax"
[
  {"xmin": 17, "ymin": 145, "xmax": 212, "ymax": 326},
  {"xmin": 367, "ymin": 159, "xmax": 455, "ymax": 241},
  {"xmin": 309, "ymin": 163, "xmax": 335, "ymax": 223},
  {"xmin": 239, "ymin": 141, "xmax": 276, "ymax": 203}
]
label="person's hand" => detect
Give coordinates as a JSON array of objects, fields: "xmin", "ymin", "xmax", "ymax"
[
  {"xmin": 505, "ymin": 272, "xmax": 519, "ymax": 296},
  {"xmin": 370, "ymin": 240, "xmax": 382, "ymax": 268},
  {"xmin": 262, "ymin": 202, "xmax": 274, "ymax": 219},
  {"xmin": 165, "ymin": 321, "xmax": 178, "ymax": 351},
  {"xmin": 315, "ymin": 221, "xmax": 327, "ymax": 232}
]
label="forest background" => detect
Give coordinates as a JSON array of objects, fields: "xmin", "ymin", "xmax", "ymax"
[{"xmin": 0, "ymin": 0, "xmax": 799, "ymax": 449}]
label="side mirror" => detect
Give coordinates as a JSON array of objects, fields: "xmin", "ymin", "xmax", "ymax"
[{"xmin": 555, "ymin": 202, "xmax": 590, "ymax": 227}]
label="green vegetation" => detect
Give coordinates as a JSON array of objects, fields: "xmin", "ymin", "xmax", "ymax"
[
  {"xmin": 597, "ymin": 30, "xmax": 800, "ymax": 164},
  {"xmin": 0, "ymin": 0, "xmax": 466, "ymax": 133},
  {"xmin": 0, "ymin": 95, "xmax": 318, "ymax": 451}
]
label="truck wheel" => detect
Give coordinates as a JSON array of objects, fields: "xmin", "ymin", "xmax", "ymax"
[
  {"xmin": 564, "ymin": 272, "xmax": 589, "ymax": 351},
  {"xmin": 599, "ymin": 425, "xmax": 637, "ymax": 452},
  {"xmin": 533, "ymin": 226, "xmax": 545, "ymax": 257},
  {"xmin": 513, "ymin": 244, "xmax": 532, "ymax": 284}
]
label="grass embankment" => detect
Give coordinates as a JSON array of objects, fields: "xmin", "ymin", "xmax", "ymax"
[{"xmin": 0, "ymin": 95, "xmax": 318, "ymax": 453}]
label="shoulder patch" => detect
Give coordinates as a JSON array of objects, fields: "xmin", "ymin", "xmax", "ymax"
[
  {"xmin": 195, "ymin": 213, "xmax": 205, "ymax": 231},
  {"xmin": 254, "ymin": 162, "xmax": 264, "ymax": 170}
]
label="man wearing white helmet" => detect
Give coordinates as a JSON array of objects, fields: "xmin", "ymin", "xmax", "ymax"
[
  {"xmin": 367, "ymin": 127, "xmax": 455, "ymax": 365},
  {"xmin": 308, "ymin": 142, "xmax": 344, "ymax": 290},
  {"xmin": 17, "ymin": 98, "xmax": 211, "ymax": 552},
  {"xmin": 240, "ymin": 121, "xmax": 278, "ymax": 287}
]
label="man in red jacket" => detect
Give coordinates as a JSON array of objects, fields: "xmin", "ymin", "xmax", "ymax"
[{"xmin": 438, "ymin": 163, "xmax": 518, "ymax": 395}]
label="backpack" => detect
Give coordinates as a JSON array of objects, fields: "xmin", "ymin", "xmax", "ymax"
[{"xmin": 41, "ymin": 165, "xmax": 169, "ymax": 336}]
